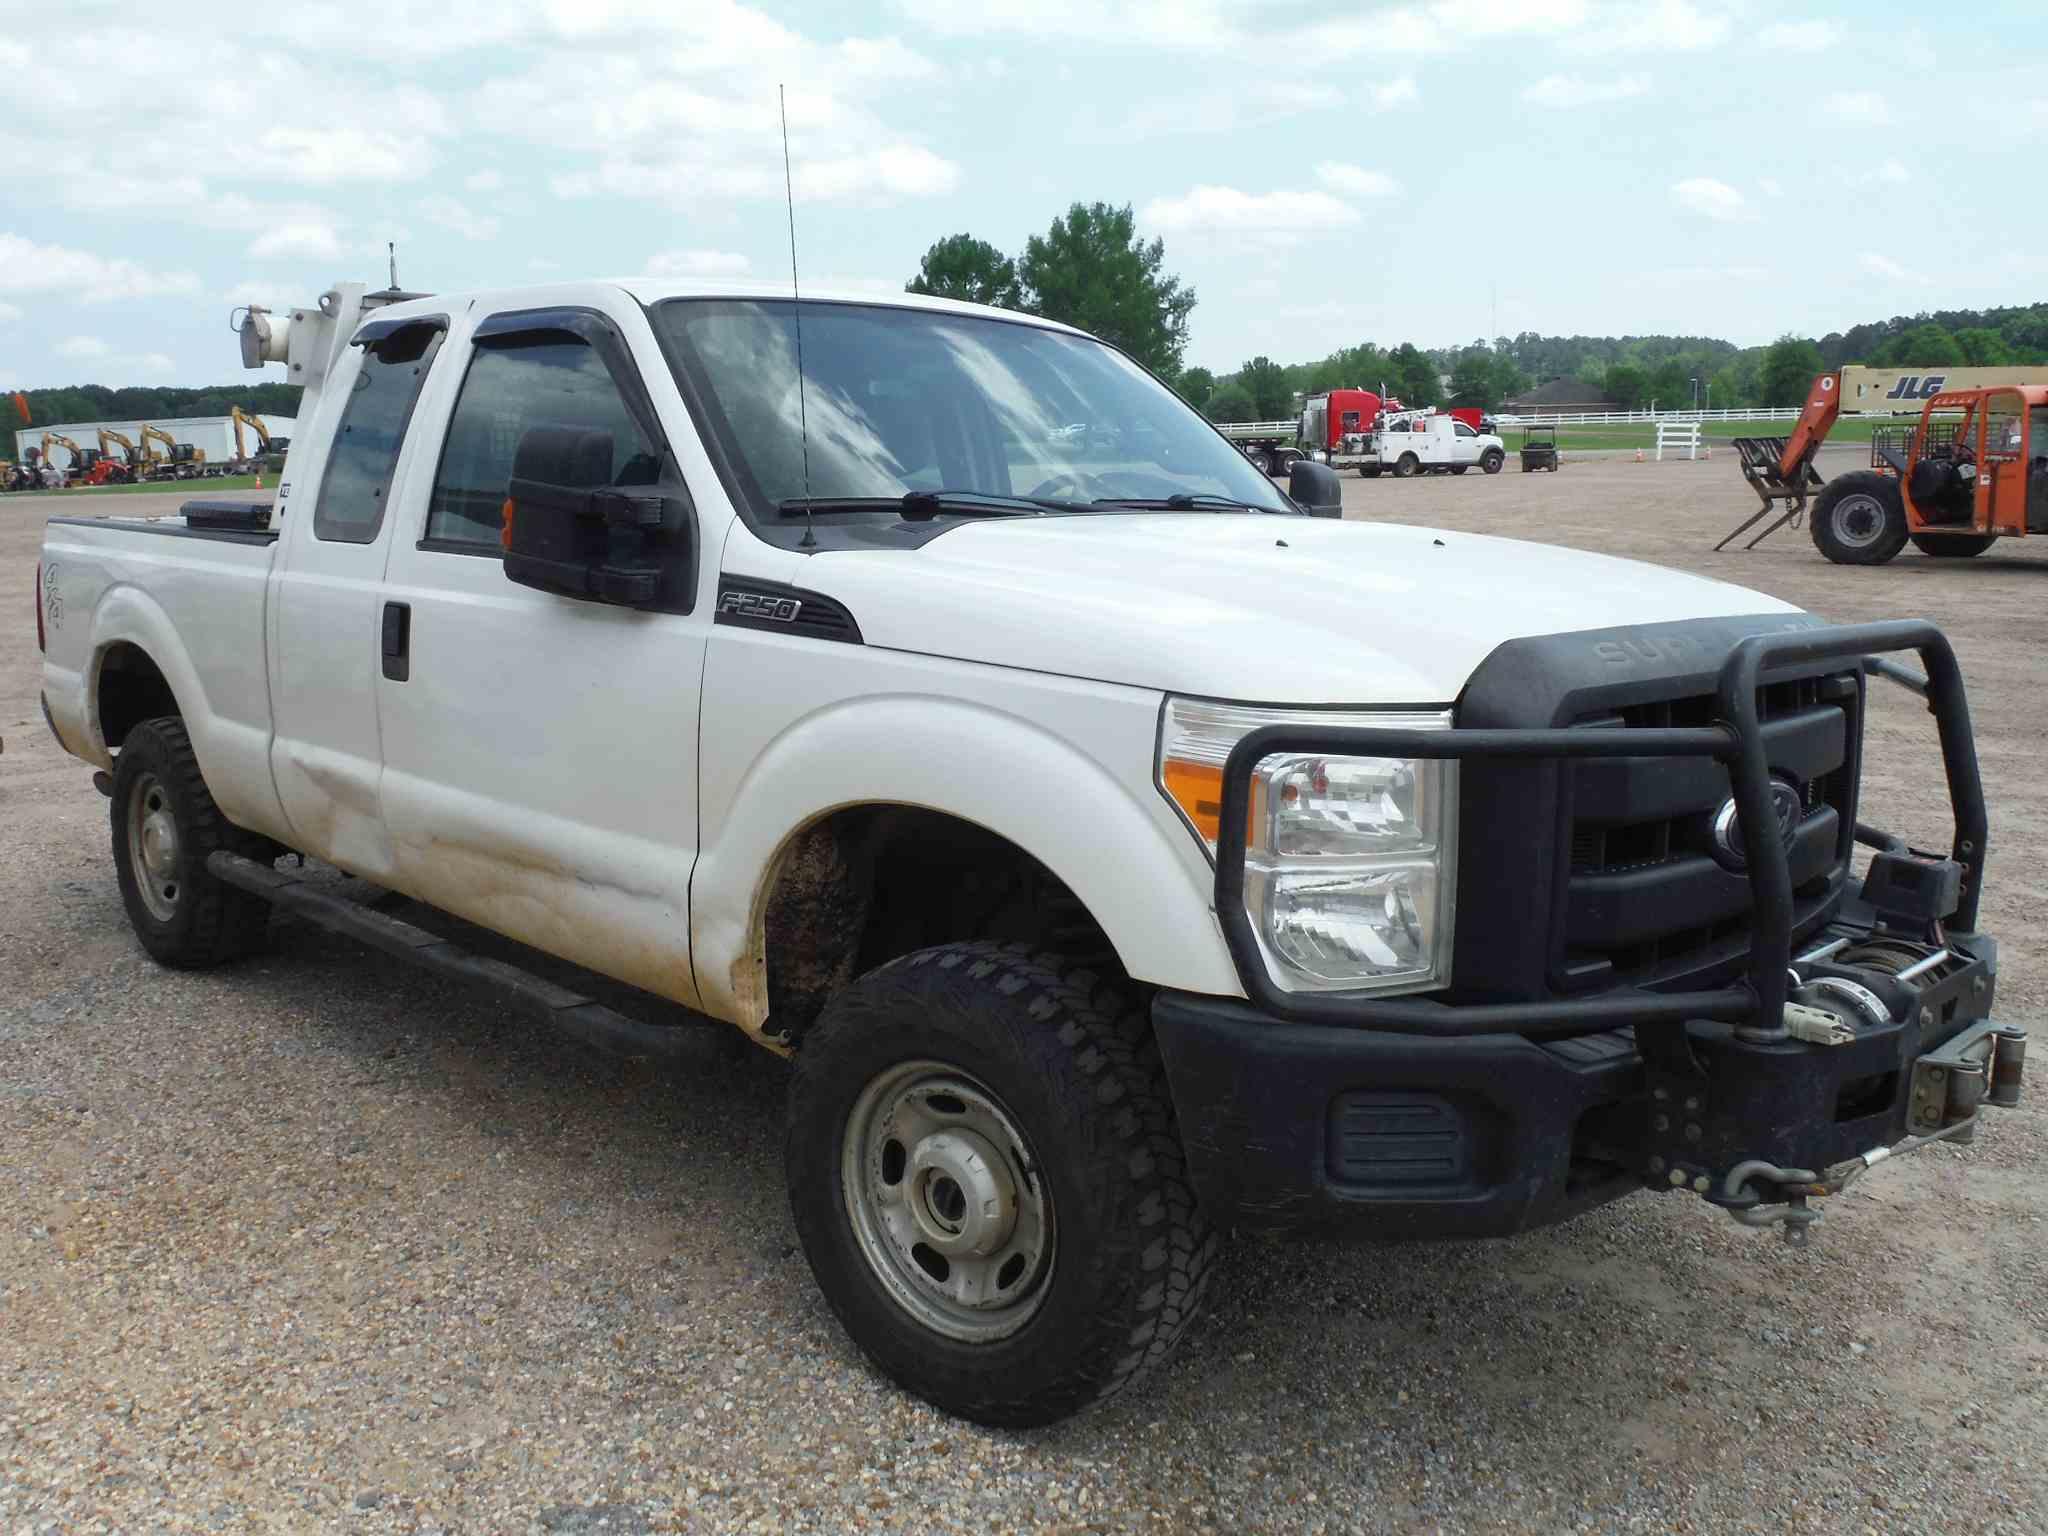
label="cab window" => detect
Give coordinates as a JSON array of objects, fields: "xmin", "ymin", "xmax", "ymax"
[
  {"xmin": 1454, "ymin": 421, "xmax": 1477, "ymax": 438},
  {"xmin": 313, "ymin": 324, "xmax": 444, "ymax": 545},
  {"xmin": 425, "ymin": 336, "xmax": 659, "ymax": 550}
]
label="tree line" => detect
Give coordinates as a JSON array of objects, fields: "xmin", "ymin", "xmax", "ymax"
[
  {"xmin": 1199, "ymin": 303, "xmax": 2048, "ymax": 423},
  {"xmin": 4, "ymin": 382, "xmax": 304, "ymax": 459}
]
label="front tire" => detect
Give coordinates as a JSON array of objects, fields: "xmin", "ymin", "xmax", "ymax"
[
  {"xmin": 786, "ymin": 942, "xmax": 1218, "ymax": 1427},
  {"xmin": 1910, "ymin": 532, "xmax": 1997, "ymax": 558},
  {"xmin": 1810, "ymin": 471, "xmax": 1908, "ymax": 565},
  {"xmin": 110, "ymin": 717, "xmax": 271, "ymax": 966},
  {"xmin": 1481, "ymin": 448, "xmax": 1505, "ymax": 474}
]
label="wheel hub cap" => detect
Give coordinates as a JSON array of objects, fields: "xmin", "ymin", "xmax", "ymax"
[
  {"xmin": 1835, "ymin": 494, "xmax": 1883, "ymax": 547},
  {"xmin": 841, "ymin": 1062, "xmax": 1054, "ymax": 1341},
  {"xmin": 127, "ymin": 771, "xmax": 182, "ymax": 921}
]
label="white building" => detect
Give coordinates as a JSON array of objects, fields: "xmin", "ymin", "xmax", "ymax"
[{"xmin": 15, "ymin": 413, "xmax": 295, "ymax": 469}]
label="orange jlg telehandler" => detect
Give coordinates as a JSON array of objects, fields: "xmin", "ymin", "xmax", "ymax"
[{"xmin": 1720, "ymin": 371, "xmax": 2048, "ymax": 564}]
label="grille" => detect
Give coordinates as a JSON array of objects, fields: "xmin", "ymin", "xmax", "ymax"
[{"xmin": 1557, "ymin": 672, "xmax": 1857, "ymax": 991}]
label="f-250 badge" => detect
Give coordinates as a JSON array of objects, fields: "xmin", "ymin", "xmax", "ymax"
[{"xmin": 718, "ymin": 590, "xmax": 803, "ymax": 623}]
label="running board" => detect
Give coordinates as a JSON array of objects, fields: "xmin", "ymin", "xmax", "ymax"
[{"xmin": 206, "ymin": 851, "xmax": 715, "ymax": 1061}]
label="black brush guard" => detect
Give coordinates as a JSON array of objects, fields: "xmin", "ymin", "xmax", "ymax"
[
  {"xmin": 1215, "ymin": 620, "xmax": 1985, "ymax": 1035},
  {"xmin": 1208, "ymin": 621, "xmax": 2001, "ymax": 1238}
]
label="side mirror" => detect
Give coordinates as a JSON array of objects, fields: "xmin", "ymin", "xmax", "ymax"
[
  {"xmin": 502, "ymin": 425, "xmax": 692, "ymax": 608},
  {"xmin": 1288, "ymin": 459, "xmax": 1343, "ymax": 518}
]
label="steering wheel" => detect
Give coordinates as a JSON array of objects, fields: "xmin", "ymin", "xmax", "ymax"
[{"xmin": 1025, "ymin": 471, "xmax": 1115, "ymax": 503}]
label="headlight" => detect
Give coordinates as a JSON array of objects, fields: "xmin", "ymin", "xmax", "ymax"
[{"xmin": 1157, "ymin": 698, "xmax": 1456, "ymax": 996}]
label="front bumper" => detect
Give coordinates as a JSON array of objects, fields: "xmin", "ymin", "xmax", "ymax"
[
  {"xmin": 1165, "ymin": 619, "xmax": 2023, "ymax": 1240},
  {"xmin": 1154, "ymin": 925, "xmax": 2006, "ymax": 1237}
]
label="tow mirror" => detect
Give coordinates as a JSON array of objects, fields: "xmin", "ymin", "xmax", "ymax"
[
  {"xmin": 1288, "ymin": 459, "xmax": 1343, "ymax": 517},
  {"xmin": 501, "ymin": 425, "xmax": 690, "ymax": 608}
]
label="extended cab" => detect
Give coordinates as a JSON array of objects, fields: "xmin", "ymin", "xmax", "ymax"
[{"xmin": 35, "ymin": 279, "xmax": 2025, "ymax": 1426}]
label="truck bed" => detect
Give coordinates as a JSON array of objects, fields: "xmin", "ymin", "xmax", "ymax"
[{"xmin": 39, "ymin": 504, "xmax": 282, "ymax": 834}]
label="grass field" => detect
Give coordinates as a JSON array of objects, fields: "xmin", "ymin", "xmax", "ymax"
[
  {"xmin": 4, "ymin": 473, "xmax": 264, "ymax": 496},
  {"xmin": 1534, "ymin": 417, "xmax": 1887, "ymax": 453}
]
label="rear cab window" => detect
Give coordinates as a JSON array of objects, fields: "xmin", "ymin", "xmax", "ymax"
[{"xmin": 313, "ymin": 321, "xmax": 445, "ymax": 544}]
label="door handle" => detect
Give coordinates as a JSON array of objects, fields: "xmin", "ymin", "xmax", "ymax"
[{"xmin": 381, "ymin": 601, "xmax": 410, "ymax": 682}]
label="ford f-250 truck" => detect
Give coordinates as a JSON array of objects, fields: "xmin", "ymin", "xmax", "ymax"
[{"xmin": 35, "ymin": 277, "xmax": 2026, "ymax": 1427}]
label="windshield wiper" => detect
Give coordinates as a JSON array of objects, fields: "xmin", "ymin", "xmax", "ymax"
[
  {"xmin": 1092, "ymin": 493, "xmax": 1280, "ymax": 513},
  {"xmin": 777, "ymin": 490, "xmax": 1068, "ymax": 522}
]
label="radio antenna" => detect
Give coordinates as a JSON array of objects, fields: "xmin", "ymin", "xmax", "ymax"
[
  {"xmin": 388, "ymin": 241, "xmax": 398, "ymax": 291},
  {"xmin": 780, "ymin": 84, "xmax": 816, "ymax": 550}
]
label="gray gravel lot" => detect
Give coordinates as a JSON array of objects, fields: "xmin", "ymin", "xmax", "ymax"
[{"xmin": 3, "ymin": 462, "xmax": 2045, "ymax": 1534}]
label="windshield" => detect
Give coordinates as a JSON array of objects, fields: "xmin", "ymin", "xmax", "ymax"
[{"xmin": 651, "ymin": 298, "xmax": 1291, "ymax": 521}]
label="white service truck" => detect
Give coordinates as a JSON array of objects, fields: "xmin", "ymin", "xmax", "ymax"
[
  {"xmin": 1344, "ymin": 409, "xmax": 1507, "ymax": 478},
  {"xmin": 33, "ymin": 277, "xmax": 2024, "ymax": 1426}
]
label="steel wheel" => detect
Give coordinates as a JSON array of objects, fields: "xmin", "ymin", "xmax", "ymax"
[
  {"xmin": 1829, "ymin": 491, "xmax": 1890, "ymax": 550},
  {"xmin": 126, "ymin": 770, "xmax": 182, "ymax": 921},
  {"xmin": 841, "ymin": 1059, "xmax": 1054, "ymax": 1342}
]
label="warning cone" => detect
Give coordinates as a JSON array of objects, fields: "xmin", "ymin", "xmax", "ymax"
[
  {"xmin": 254, "ymin": 471, "xmax": 263, "ymax": 488},
  {"xmin": 1634, "ymin": 448, "xmax": 1644, "ymax": 463}
]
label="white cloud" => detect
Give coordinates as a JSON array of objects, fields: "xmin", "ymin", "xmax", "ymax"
[
  {"xmin": 0, "ymin": 300, "xmax": 20, "ymax": 323},
  {"xmin": 1758, "ymin": 176, "xmax": 1784, "ymax": 198},
  {"xmin": 465, "ymin": 169, "xmax": 507, "ymax": 193},
  {"xmin": 1313, "ymin": 162, "xmax": 1401, "ymax": 198},
  {"xmin": 1864, "ymin": 158, "xmax": 1910, "ymax": 185},
  {"xmin": 57, "ymin": 336, "xmax": 112, "ymax": 360},
  {"xmin": 1370, "ymin": 76, "xmax": 1420, "ymax": 109},
  {"xmin": 1826, "ymin": 90, "xmax": 1890, "ymax": 124},
  {"xmin": 1760, "ymin": 19, "xmax": 1840, "ymax": 51},
  {"xmin": 1573, "ymin": 0, "xmax": 1728, "ymax": 52},
  {"xmin": 249, "ymin": 221, "xmax": 345, "ymax": 261},
  {"xmin": 0, "ymin": 233, "xmax": 199, "ymax": 302},
  {"xmin": 1521, "ymin": 73, "xmax": 1650, "ymax": 107},
  {"xmin": 1142, "ymin": 184, "xmax": 1363, "ymax": 232},
  {"xmin": 1670, "ymin": 176, "xmax": 1752, "ymax": 221},
  {"xmin": 645, "ymin": 249, "xmax": 752, "ymax": 277},
  {"xmin": 133, "ymin": 352, "xmax": 175, "ymax": 376},
  {"xmin": 1860, "ymin": 252, "xmax": 1921, "ymax": 282},
  {"xmin": 419, "ymin": 194, "xmax": 502, "ymax": 241}
]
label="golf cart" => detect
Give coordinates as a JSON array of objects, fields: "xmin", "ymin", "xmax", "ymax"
[{"xmin": 1521, "ymin": 425, "xmax": 1559, "ymax": 472}]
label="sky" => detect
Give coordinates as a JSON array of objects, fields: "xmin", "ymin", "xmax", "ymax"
[{"xmin": 0, "ymin": 0, "xmax": 2043, "ymax": 388}]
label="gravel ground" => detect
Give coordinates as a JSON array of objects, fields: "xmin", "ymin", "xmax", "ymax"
[{"xmin": 3, "ymin": 461, "xmax": 2045, "ymax": 1534}]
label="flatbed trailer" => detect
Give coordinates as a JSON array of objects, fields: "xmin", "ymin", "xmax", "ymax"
[{"xmin": 1213, "ymin": 420, "xmax": 1301, "ymax": 475}]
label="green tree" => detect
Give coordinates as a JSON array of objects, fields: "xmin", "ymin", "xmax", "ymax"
[
  {"xmin": 1388, "ymin": 343, "xmax": 1441, "ymax": 409},
  {"xmin": 1757, "ymin": 335, "xmax": 1824, "ymax": 407},
  {"xmin": 1447, "ymin": 351, "xmax": 1497, "ymax": 410},
  {"xmin": 1953, "ymin": 327, "xmax": 2013, "ymax": 366},
  {"xmin": 1019, "ymin": 202, "xmax": 1196, "ymax": 376},
  {"xmin": 1603, "ymin": 362, "xmax": 1648, "ymax": 409},
  {"xmin": 1880, "ymin": 322, "xmax": 1963, "ymax": 368},
  {"xmin": 905, "ymin": 233, "xmax": 1023, "ymax": 310},
  {"xmin": 1177, "ymin": 366, "xmax": 1217, "ymax": 407},
  {"xmin": 1238, "ymin": 355, "xmax": 1292, "ymax": 420},
  {"xmin": 1647, "ymin": 359, "xmax": 1693, "ymax": 412},
  {"xmin": 1490, "ymin": 353, "xmax": 1529, "ymax": 404},
  {"xmin": 1205, "ymin": 383, "xmax": 1255, "ymax": 423}
]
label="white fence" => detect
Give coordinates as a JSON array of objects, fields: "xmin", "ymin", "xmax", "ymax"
[
  {"xmin": 1655, "ymin": 422, "xmax": 1703, "ymax": 461},
  {"xmin": 1506, "ymin": 406, "xmax": 1802, "ymax": 427}
]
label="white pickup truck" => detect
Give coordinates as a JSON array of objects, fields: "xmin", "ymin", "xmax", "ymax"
[{"xmin": 35, "ymin": 278, "xmax": 2023, "ymax": 1426}]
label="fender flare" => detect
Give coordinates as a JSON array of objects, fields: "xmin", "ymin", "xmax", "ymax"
[{"xmin": 690, "ymin": 695, "xmax": 1241, "ymax": 1037}]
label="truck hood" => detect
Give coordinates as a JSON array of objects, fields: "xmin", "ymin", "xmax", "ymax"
[{"xmin": 802, "ymin": 515, "xmax": 1805, "ymax": 704}]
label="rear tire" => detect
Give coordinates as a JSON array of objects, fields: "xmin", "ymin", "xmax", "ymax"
[
  {"xmin": 1910, "ymin": 532, "xmax": 1997, "ymax": 558},
  {"xmin": 786, "ymin": 942, "xmax": 1219, "ymax": 1427},
  {"xmin": 1393, "ymin": 453, "xmax": 1420, "ymax": 479},
  {"xmin": 1361, "ymin": 465, "xmax": 1382, "ymax": 479},
  {"xmin": 110, "ymin": 717, "xmax": 271, "ymax": 967},
  {"xmin": 1481, "ymin": 448, "xmax": 1505, "ymax": 474},
  {"xmin": 1450, "ymin": 465, "xmax": 1469, "ymax": 475},
  {"xmin": 1810, "ymin": 471, "xmax": 1908, "ymax": 565}
]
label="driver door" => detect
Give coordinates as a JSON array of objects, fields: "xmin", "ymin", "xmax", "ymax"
[{"xmin": 373, "ymin": 302, "xmax": 711, "ymax": 1008}]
